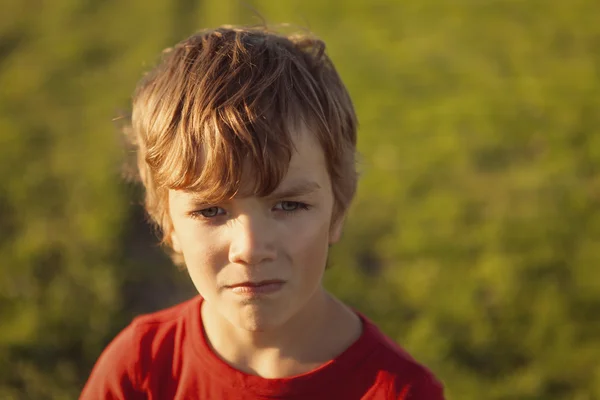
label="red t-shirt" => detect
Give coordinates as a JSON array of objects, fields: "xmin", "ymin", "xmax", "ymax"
[{"xmin": 80, "ymin": 296, "xmax": 444, "ymax": 399}]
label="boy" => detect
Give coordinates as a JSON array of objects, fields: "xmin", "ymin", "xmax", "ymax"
[{"xmin": 81, "ymin": 25, "xmax": 444, "ymax": 399}]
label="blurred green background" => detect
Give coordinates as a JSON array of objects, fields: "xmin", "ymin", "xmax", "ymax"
[{"xmin": 1, "ymin": 0, "xmax": 600, "ymax": 399}]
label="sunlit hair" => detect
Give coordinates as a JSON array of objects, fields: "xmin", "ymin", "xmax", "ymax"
[{"xmin": 128, "ymin": 25, "xmax": 358, "ymax": 264}]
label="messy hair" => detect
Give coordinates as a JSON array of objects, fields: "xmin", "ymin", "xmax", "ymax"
[{"xmin": 128, "ymin": 25, "xmax": 358, "ymax": 265}]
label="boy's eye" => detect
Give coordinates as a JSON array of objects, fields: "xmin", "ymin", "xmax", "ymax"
[
  {"xmin": 195, "ymin": 207, "xmax": 224, "ymax": 218},
  {"xmin": 274, "ymin": 201, "xmax": 308, "ymax": 212},
  {"xmin": 280, "ymin": 201, "xmax": 299, "ymax": 211}
]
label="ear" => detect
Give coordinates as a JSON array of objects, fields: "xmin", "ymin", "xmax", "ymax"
[
  {"xmin": 328, "ymin": 214, "xmax": 346, "ymax": 245},
  {"xmin": 170, "ymin": 230, "xmax": 182, "ymax": 253}
]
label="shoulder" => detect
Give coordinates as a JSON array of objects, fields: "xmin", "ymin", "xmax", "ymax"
[
  {"xmin": 359, "ymin": 315, "xmax": 445, "ymax": 399},
  {"xmin": 80, "ymin": 296, "xmax": 201, "ymax": 399},
  {"xmin": 131, "ymin": 296, "xmax": 198, "ymax": 344},
  {"xmin": 132, "ymin": 295, "xmax": 200, "ymax": 327}
]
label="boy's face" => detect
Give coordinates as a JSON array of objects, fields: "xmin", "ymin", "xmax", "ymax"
[{"xmin": 168, "ymin": 128, "xmax": 344, "ymax": 332}]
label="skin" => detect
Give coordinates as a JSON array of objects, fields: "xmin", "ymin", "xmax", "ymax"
[{"xmin": 168, "ymin": 129, "xmax": 362, "ymax": 378}]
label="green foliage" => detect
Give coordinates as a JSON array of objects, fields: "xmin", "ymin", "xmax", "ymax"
[{"xmin": 1, "ymin": 0, "xmax": 599, "ymax": 398}]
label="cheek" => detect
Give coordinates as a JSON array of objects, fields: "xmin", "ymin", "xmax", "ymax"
[
  {"xmin": 181, "ymin": 233, "xmax": 224, "ymax": 270},
  {"xmin": 173, "ymin": 223, "xmax": 225, "ymax": 287},
  {"xmin": 285, "ymin": 215, "xmax": 331, "ymax": 266},
  {"xmin": 182, "ymin": 244, "xmax": 225, "ymax": 299}
]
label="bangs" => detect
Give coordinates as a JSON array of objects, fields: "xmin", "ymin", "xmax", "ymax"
[{"xmin": 155, "ymin": 109, "xmax": 311, "ymax": 203}]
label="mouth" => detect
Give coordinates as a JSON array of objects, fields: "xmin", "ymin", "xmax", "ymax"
[
  {"xmin": 228, "ymin": 279, "xmax": 285, "ymax": 288},
  {"xmin": 226, "ymin": 279, "xmax": 286, "ymax": 296}
]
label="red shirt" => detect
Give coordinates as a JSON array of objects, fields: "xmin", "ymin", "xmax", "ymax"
[{"xmin": 80, "ymin": 296, "xmax": 444, "ymax": 399}]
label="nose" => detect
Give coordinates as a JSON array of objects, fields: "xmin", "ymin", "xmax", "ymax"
[{"xmin": 228, "ymin": 214, "xmax": 277, "ymax": 266}]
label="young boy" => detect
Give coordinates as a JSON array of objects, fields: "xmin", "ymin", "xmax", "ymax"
[{"xmin": 81, "ymin": 25, "xmax": 445, "ymax": 399}]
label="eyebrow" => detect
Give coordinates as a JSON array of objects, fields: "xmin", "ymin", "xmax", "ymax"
[{"xmin": 267, "ymin": 180, "xmax": 322, "ymax": 199}]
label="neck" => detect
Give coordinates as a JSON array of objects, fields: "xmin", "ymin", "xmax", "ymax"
[{"xmin": 201, "ymin": 289, "xmax": 362, "ymax": 378}]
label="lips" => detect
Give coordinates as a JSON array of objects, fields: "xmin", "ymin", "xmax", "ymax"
[
  {"xmin": 227, "ymin": 279, "xmax": 285, "ymax": 288},
  {"xmin": 226, "ymin": 279, "xmax": 286, "ymax": 296}
]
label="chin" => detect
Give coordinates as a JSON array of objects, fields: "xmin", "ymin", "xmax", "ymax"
[{"xmin": 234, "ymin": 303, "xmax": 290, "ymax": 332}]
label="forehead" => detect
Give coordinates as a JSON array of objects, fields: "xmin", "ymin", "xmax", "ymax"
[
  {"xmin": 239, "ymin": 129, "xmax": 330, "ymax": 196},
  {"xmin": 279, "ymin": 129, "xmax": 326, "ymax": 177}
]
